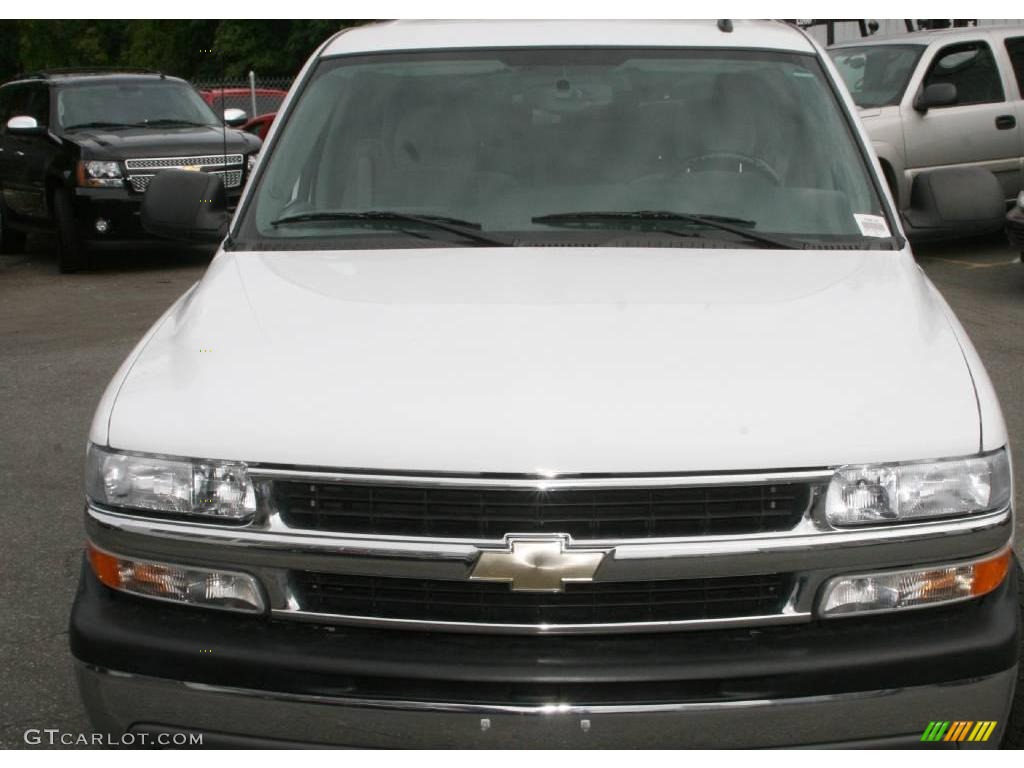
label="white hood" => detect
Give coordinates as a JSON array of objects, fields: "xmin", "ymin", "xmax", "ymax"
[{"xmin": 102, "ymin": 246, "xmax": 981, "ymax": 474}]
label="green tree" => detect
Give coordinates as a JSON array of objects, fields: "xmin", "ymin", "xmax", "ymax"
[
  {"xmin": 123, "ymin": 20, "xmax": 221, "ymax": 79},
  {"xmin": 0, "ymin": 21, "xmax": 22, "ymax": 80},
  {"xmin": 212, "ymin": 20, "xmax": 364, "ymax": 78},
  {"xmin": 15, "ymin": 20, "xmax": 130, "ymax": 72},
  {"xmin": 0, "ymin": 20, "xmax": 367, "ymax": 82}
]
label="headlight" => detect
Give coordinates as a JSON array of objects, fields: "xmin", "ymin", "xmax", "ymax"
[
  {"xmin": 76, "ymin": 160, "xmax": 124, "ymax": 188},
  {"xmin": 1017, "ymin": 189, "xmax": 1024, "ymax": 210},
  {"xmin": 247, "ymin": 152, "xmax": 259, "ymax": 173},
  {"xmin": 86, "ymin": 445, "xmax": 256, "ymax": 522},
  {"xmin": 824, "ymin": 449, "xmax": 1010, "ymax": 527}
]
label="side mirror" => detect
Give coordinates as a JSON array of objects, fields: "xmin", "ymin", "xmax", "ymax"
[
  {"xmin": 902, "ymin": 167, "xmax": 1005, "ymax": 242},
  {"xmin": 223, "ymin": 108, "xmax": 248, "ymax": 127},
  {"xmin": 6, "ymin": 115, "xmax": 44, "ymax": 135},
  {"xmin": 914, "ymin": 82, "xmax": 958, "ymax": 112},
  {"xmin": 141, "ymin": 169, "xmax": 229, "ymax": 244}
]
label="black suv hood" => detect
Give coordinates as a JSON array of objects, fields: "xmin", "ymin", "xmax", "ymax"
[{"xmin": 65, "ymin": 125, "xmax": 260, "ymax": 159}]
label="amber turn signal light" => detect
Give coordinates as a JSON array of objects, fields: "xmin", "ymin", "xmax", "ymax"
[{"xmin": 86, "ymin": 542, "xmax": 265, "ymax": 614}]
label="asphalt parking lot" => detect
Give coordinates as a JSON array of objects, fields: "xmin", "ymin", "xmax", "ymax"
[{"xmin": 1, "ymin": 233, "xmax": 1022, "ymax": 748}]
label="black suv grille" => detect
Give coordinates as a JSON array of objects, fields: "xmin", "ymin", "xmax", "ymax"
[
  {"xmin": 291, "ymin": 572, "xmax": 791, "ymax": 627},
  {"xmin": 274, "ymin": 481, "xmax": 809, "ymax": 539}
]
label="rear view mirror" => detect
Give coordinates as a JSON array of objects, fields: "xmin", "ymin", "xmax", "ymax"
[
  {"xmin": 6, "ymin": 115, "xmax": 44, "ymax": 135},
  {"xmin": 141, "ymin": 169, "xmax": 230, "ymax": 244},
  {"xmin": 223, "ymin": 108, "xmax": 248, "ymax": 127},
  {"xmin": 914, "ymin": 82, "xmax": 958, "ymax": 112},
  {"xmin": 902, "ymin": 167, "xmax": 1005, "ymax": 242}
]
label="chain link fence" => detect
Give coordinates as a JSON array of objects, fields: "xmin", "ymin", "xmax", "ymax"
[{"xmin": 192, "ymin": 74, "xmax": 295, "ymax": 117}]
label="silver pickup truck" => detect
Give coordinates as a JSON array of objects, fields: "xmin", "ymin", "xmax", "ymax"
[{"xmin": 830, "ymin": 26, "xmax": 1024, "ymax": 240}]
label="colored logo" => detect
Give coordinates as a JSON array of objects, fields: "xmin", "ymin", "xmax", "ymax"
[{"xmin": 921, "ymin": 721, "xmax": 997, "ymax": 742}]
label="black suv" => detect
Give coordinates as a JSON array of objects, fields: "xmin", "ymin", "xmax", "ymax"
[{"xmin": 0, "ymin": 69, "xmax": 261, "ymax": 271}]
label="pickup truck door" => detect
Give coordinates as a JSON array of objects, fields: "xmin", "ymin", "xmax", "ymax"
[
  {"xmin": 1000, "ymin": 35, "xmax": 1024, "ymax": 196},
  {"xmin": 0, "ymin": 82, "xmax": 53, "ymax": 221},
  {"xmin": 902, "ymin": 40, "xmax": 1022, "ymax": 202},
  {"xmin": 0, "ymin": 83, "xmax": 27, "ymax": 217}
]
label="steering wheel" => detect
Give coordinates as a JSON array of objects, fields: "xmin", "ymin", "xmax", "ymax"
[{"xmin": 676, "ymin": 152, "xmax": 783, "ymax": 186}]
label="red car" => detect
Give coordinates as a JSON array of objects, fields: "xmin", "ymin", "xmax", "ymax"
[
  {"xmin": 199, "ymin": 87, "xmax": 287, "ymax": 120},
  {"xmin": 241, "ymin": 112, "xmax": 276, "ymax": 140}
]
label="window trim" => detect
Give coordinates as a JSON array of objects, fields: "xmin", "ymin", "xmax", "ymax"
[
  {"xmin": 1002, "ymin": 36, "xmax": 1024, "ymax": 100},
  {"xmin": 26, "ymin": 82, "xmax": 51, "ymax": 127},
  {"xmin": 827, "ymin": 43, "xmax": 926, "ymax": 109},
  {"xmin": 920, "ymin": 40, "xmax": 1005, "ymax": 108},
  {"xmin": 1, "ymin": 83, "xmax": 29, "ymax": 129}
]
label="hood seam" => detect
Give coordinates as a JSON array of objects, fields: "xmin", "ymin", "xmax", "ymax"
[
  {"xmin": 103, "ymin": 282, "xmax": 200, "ymax": 446},
  {"xmin": 924, "ymin": 271, "xmax": 984, "ymax": 453}
]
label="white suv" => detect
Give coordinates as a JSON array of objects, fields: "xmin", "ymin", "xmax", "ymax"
[{"xmin": 71, "ymin": 20, "xmax": 1020, "ymax": 748}]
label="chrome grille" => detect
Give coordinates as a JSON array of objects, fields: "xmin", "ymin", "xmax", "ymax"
[
  {"xmin": 292, "ymin": 571, "xmax": 792, "ymax": 628},
  {"xmin": 125, "ymin": 154, "xmax": 244, "ymax": 193},
  {"xmin": 273, "ymin": 480, "xmax": 810, "ymax": 540},
  {"xmin": 124, "ymin": 154, "xmax": 243, "ymax": 171},
  {"xmin": 128, "ymin": 168, "xmax": 243, "ymax": 193},
  {"xmin": 88, "ymin": 460, "xmax": 1010, "ymax": 635}
]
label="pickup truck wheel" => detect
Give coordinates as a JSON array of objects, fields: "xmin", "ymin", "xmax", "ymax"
[
  {"xmin": 1000, "ymin": 563, "xmax": 1024, "ymax": 748},
  {"xmin": 53, "ymin": 188, "xmax": 90, "ymax": 273},
  {"xmin": 0, "ymin": 201, "xmax": 27, "ymax": 255}
]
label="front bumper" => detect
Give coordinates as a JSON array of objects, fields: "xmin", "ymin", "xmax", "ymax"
[
  {"xmin": 70, "ymin": 560, "xmax": 1020, "ymax": 748},
  {"xmin": 75, "ymin": 663, "xmax": 1017, "ymax": 748},
  {"xmin": 71, "ymin": 186, "xmax": 243, "ymax": 246}
]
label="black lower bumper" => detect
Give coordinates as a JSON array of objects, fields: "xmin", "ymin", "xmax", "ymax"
[
  {"xmin": 71, "ymin": 187, "xmax": 241, "ymax": 246},
  {"xmin": 70, "ymin": 559, "xmax": 1020, "ymax": 706}
]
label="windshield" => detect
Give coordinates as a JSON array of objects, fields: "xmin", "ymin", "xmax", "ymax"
[
  {"xmin": 237, "ymin": 48, "xmax": 894, "ymax": 250},
  {"xmin": 58, "ymin": 81, "xmax": 220, "ymax": 130},
  {"xmin": 829, "ymin": 44, "xmax": 925, "ymax": 108}
]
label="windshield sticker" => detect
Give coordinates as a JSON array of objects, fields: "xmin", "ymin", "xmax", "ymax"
[{"xmin": 854, "ymin": 214, "xmax": 892, "ymax": 238}]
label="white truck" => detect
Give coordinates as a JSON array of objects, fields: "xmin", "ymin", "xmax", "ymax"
[
  {"xmin": 70, "ymin": 20, "xmax": 1020, "ymax": 747},
  {"xmin": 830, "ymin": 25, "xmax": 1024, "ymax": 239}
]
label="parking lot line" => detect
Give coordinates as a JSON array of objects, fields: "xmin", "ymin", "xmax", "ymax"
[{"xmin": 925, "ymin": 256, "xmax": 1020, "ymax": 269}]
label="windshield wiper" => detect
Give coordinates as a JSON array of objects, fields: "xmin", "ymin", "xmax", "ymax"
[
  {"xmin": 63, "ymin": 121, "xmax": 135, "ymax": 130},
  {"xmin": 532, "ymin": 210, "xmax": 803, "ymax": 250},
  {"xmin": 132, "ymin": 119, "xmax": 209, "ymax": 127},
  {"xmin": 270, "ymin": 210, "xmax": 509, "ymax": 247}
]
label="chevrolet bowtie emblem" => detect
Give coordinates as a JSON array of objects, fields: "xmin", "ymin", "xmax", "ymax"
[{"xmin": 469, "ymin": 535, "xmax": 609, "ymax": 592}]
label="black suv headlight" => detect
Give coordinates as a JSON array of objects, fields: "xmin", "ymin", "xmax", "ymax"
[{"xmin": 76, "ymin": 160, "xmax": 124, "ymax": 188}]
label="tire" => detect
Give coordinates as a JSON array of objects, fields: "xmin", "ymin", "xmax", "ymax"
[
  {"xmin": 53, "ymin": 188, "xmax": 89, "ymax": 273},
  {"xmin": 1000, "ymin": 564, "xmax": 1024, "ymax": 748},
  {"xmin": 0, "ymin": 200, "xmax": 27, "ymax": 255}
]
